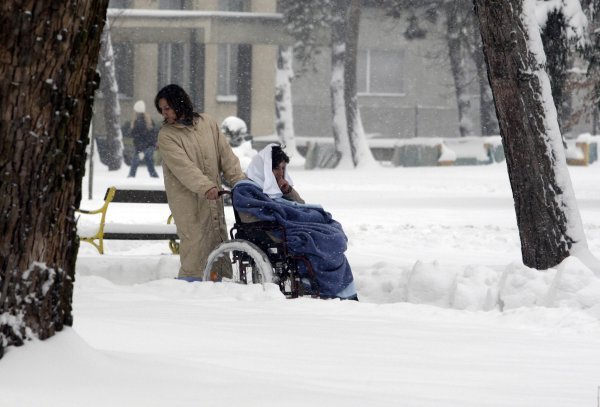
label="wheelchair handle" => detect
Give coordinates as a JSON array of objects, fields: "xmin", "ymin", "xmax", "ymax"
[{"xmin": 218, "ymin": 190, "xmax": 232, "ymax": 197}]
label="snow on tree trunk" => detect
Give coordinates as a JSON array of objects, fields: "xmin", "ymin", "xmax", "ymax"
[
  {"xmin": 446, "ymin": 1, "xmax": 475, "ymax": 138},
  {"xmin": 275, "ymin": 46, "xmax": 305, "ymax": 168},
  {"xmin": 330, "ymin": 0, "xmax": 354, "ymax": 169},
  {"xmin": 352, "ymin": 109, "xmax": 378, "ymax": 168},
  {"xmin": 0, "ymin": 0, "xmax": 108, "ymax": 357},
  {"xmin": 474, "ymin": 0, "xmax": 598, "ymax": 272},
  {"xmin": 98, "ymin": 22, "xmax": 124, "ymax": 171},
  {"xmin": 344, "ymin": 0, "xmax": 376, "ymax": 168}
]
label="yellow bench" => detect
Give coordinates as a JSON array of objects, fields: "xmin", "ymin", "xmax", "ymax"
[{"xmin": 77, "ymin": 186, "xmax": 179, "ymax": 254}]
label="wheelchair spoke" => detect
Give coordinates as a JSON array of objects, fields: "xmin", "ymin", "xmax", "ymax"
[{"xmin": 203, "ymin": 240, "xmax": 273, "ymax": 284}]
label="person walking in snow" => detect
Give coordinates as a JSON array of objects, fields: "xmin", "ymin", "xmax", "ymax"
[
  {"xmin": 154, "ymin": 84, "xmax": 245, "ymax": 281},
  {"xmin": 128, "ymin": 100, "xmax": 159, "ymax": 178}
]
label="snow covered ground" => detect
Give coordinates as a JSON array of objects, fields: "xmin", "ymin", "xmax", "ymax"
[{"xmin": 2, "ymin": 153, "xmax": 600, "ymax": 406}]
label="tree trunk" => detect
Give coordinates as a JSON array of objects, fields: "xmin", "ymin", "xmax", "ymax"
[
  {"xmin": 0, "ymin": 0, "xmax": 108, "ymax": 357},
  {"xmin": 344, "ymin": 0, "xmax": 360, "ymax": 166},
  {"xmin": 330, "ymin": 0, "xmax": 353, "ymax": 169},
  {"xmin": 344, "ymin": 0, "xmax": 376, "ymax": 168},
  {"xmin": 446, "ymin": 0, "xmax": 475, "ymax": 137},
  {"xmin": 275, "ymin": 46, "xmax": 305, "ymax": 167},
  {"xmin": 99, "ymin": 22, "xmax": 123, "ymax": 171},
  {"xmin": 473, "ymin": 0, "xmax": 590, "ymax": 270}
]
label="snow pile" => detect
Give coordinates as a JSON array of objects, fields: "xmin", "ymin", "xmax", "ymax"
[
  {"xmin": 565, "ymin": 140, "xmax": 585, "ymax": 160},
  {"xmin": 546, "ymin": 257, "xmax": 600, "ymax": 310},
  {"xmin": 356, "ymin": 256, "xmax": 600, "ymax": 314},
  {"xmin": 437, "ymin": 143, "xmax": 457, "ymax": 163},
  {"xmin": 443, "ymin": 138, "xmax": 491, "ymax": 162},
  {"xmin": 77, "ymin": 255, "xmax": 180, "ymax": 284}
]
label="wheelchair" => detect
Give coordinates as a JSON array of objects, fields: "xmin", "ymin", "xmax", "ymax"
[{"xmin": 202, "ymin": 192, "xmax": 319, "ymax": 298}]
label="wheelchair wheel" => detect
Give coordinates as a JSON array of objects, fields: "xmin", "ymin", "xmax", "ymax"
[{"xmin": 203, "ymin": 239, "xmax": 274, "ymax": 284}]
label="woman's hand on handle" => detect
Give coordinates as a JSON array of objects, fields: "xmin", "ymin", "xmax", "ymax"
[{"xmin": 205, "ymin": 187, "xmax": 219, "ymax": 200}]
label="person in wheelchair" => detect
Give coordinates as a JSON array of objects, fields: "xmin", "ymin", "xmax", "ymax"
[{"xmin": 232, "ymin": 143, "xmax": 358, "ymax": 300}]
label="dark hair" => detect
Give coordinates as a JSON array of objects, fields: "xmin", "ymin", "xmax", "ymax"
[
  {"xmin": 271, "ymin": 144, "xmax": 289, "ymax": 169},
  {"xmin": 154, "ymin": 84, "xmax": 197, "ymax": 125}
]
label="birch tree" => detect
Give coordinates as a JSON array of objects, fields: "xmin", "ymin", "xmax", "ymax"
[
  {"xmin": 343, "ymin": 0, "xmax": 377, "ymax": 167},
  {"xmin": 0, "ymin": 0, "xmax": 109, "ymax": 357},
  {"xmin": 275, "ymin": 46, "xmax": 305, "ymax": 167},
  {"xmin": 473, "ymin": 0, "xmax": 599, "ymax": 272},
  {"xmin": 330, "ymin": 0, "xmax": 354, "ymax": 168},
  {"xmin": 445, "ymin": 0, "xmax": 475, "ymax": 137},
  {"xmin": 281, "ymin": 0, "xmax": 375, "ymax": 168}
]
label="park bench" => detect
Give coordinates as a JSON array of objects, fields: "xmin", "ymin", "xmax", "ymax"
[{"xmin": 77, "ymin": 185, "xmax": 179, "ymax": 254}]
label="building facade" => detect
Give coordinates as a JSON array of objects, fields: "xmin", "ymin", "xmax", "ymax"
[
  {"xmin": 291, "ymin": 6, "xmax": 462, "ymax": 139},
  {"xmin": 96, "ymin": 0, "xmax": 280, "ymax": 139},
  {"xmin": 95, "ymin": 0, "xmax": 497, "ymax": 145}
]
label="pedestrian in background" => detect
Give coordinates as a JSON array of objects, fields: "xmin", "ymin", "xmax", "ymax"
[{"xmin": 128, "ymin": 100, "xmax": 159, "ymax": 178}]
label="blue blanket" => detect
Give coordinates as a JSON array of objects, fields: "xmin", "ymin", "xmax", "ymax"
[{"xmin": 232, "ymin": 181, "xmax": 355, "ymax": 298}]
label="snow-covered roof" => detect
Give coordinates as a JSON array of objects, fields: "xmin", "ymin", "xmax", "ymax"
[{"xmin": 107, "ymin": 8, "xmax": 282, "ymax": 20}]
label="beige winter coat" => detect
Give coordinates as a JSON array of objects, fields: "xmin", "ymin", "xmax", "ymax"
[{"xmin": 158, "ymin": 113, "xmax": 245, "ymax": 279}]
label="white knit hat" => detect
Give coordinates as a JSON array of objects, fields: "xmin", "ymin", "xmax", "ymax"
[{"xmin": 133, "ymin": 100, "xmax": 146, "ymax": 113}]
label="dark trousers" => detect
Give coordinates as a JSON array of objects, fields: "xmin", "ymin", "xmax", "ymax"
[{"xmin": 129, "ymin": 146, "xmax": 158, "ymax": 177}]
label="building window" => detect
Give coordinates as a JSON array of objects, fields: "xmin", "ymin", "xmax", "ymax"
[
  {"xmin": 158, "ymin": 43, "xmax": 184, "ymax": 89},
  {"xmin": 219, "ymin": 0, "xmax": 248, "ymax": 11},
  {"xmin": 113, "ymin": 42, "xmax": 134, "ymax": 97},
  {"xmin": 159, "ymin": 0, "xmax": 185, "ymax": 9},
  {"xmin": 156, "ymin": 0, "xmax": 186, "ymax": 90},
  {"xmin": 216, "ymin": 0, "xmax": 246, "ymax": 101},
  {"xmin": 217, "ymin": 44, "xmax": 238, "ymax": 100},
  {"xmin": 358, "ymin": 49, "xmax": 405, "ymax": 95},
  {"xmin": 108, "ymin": 0, "xmax": 131, "ymax": 8}
]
